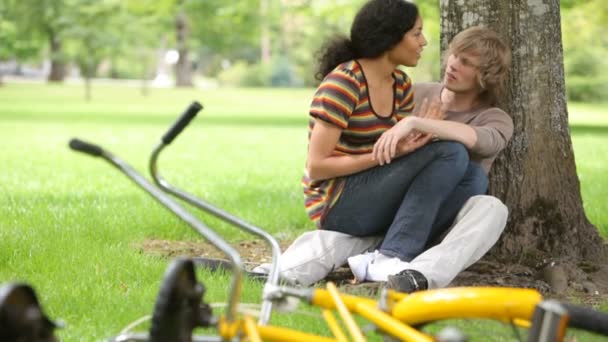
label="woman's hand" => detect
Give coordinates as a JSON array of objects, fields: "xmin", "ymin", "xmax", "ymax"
[
  {"xmin": 372, "ymin": 117, "xmax": 416, "ymax": 165},
  {"xmin": 396, "ymin": 132, "xmax": 434, "ymax": 156}
]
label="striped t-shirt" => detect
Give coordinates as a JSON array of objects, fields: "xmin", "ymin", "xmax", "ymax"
[{"xmin": 303, "ymin": 60, "xmax": 415, "ymax": 227}]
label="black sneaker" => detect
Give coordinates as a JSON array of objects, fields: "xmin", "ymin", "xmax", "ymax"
[{"xmin": 386, "ymin": 269, "xmax": 428, "ymax": 293}]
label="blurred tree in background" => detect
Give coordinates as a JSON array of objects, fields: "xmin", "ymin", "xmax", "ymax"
[
  {"xmin": 64, "ymin": 0, "xmax": 120, "ymax": 100},
  {"xmin": 4, "ymin": 0, "xmax": 70, "ymax": 81},
  {"xmin": 561, "ymin": 0, "xmax": 608, "ymax": 102},
  {"xmin": 0, "ymin": 0, "xmax": 605, "ymax": 101}
]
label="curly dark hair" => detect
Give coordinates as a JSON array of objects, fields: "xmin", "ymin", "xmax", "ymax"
[{"xmin": 315, "ymin": 0, "xmax": 419, "ymax": 80}]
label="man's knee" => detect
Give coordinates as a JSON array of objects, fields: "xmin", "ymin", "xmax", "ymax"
[
  {"xmin": 482, "ymin": 195, "xmax": 508, "ymax": 222},
  {"xmin": 464, "ymin": 195, "xmax": 508, "ymax": 229}
]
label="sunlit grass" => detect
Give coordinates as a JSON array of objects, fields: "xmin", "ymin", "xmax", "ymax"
[
  {"xmin": 569, "ymin": 102, "xmax": 608, "ymax": 237},
  {"xmin": 0, "ymin": 82, "xmax": 606, "ymax": 340}
]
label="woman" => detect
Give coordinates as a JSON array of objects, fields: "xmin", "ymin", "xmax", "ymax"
[{"xmin": 303, "ymin": 0, "xmax": 487, "ymax": 282}]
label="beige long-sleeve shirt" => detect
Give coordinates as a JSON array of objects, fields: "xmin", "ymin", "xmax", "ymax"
[{"xmin": 413, "ymin": 82, "xmax": 514, "ymax": 174}]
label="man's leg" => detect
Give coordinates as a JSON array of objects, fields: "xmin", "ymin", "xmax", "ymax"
[
  {"xmin": 253, "ymin": 230, "xmax": 382, "ymax": 286},
  {"xmin": 404, "ymin": 195, "xmax": 508, "ymax": 289}
]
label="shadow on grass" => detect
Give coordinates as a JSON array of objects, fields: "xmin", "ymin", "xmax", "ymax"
[
  {"xmin": 2, "ymin": 111, "xmax": 308, "ymax": 128},
  {"xmin": 5, "ymin": 111, "xmax": 608, "ymax": 132},
  {"xmin": 570, "ymin": 124, "xmax": 608, "ymax": 136}
]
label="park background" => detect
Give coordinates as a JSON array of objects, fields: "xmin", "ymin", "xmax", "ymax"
[{"xmin": 1, "ymin": 0, "xmax": 607, "ymax": 340}]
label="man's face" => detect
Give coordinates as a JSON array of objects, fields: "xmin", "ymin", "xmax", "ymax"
[{"xmin": 443, "ymin": 52, "xmax": 482, "ymax": 94}]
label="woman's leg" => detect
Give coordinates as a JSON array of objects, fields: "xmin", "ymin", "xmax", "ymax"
[
  {"xmin": 426, "ymin": 162, "xmax": 488, "ymax": 245},
  {"xmin": 377, "ymin": 143, "xmax": 469, "ymax": 261},
  {"xmin": 323, "ymin": 141, "xmax": 468, "ymax": 246}
]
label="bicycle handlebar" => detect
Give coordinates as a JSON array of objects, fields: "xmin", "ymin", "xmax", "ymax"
[
  {"xmin": 149, "ymin": 102, "xmax": 282, "ymax": 326},
  {"xmin": 563, "ymin": 302, "xmax": 608, "ymax": 336},
  {"xmin": 161, "ymin": 101, "xmax": 203, "ymax": 145},
  {"xmin": 69, "ymin": 138, "xmax": 104, "ymax": 157},
  {"xmin": 68, "ymin": 137, "xmax": 245, "ymax": 325}
]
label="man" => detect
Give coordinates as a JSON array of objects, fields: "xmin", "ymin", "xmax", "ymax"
[{"xmin": 255, "ymin": 26, "xmax": 513, "ymax": 292}]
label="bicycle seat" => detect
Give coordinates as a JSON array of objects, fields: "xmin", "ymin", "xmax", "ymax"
[{"xmin": 0, "ymin": 282, "xmax": 58, "ymax": 342}]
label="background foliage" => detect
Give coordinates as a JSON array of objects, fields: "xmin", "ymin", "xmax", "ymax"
[{"xmin": 0, "ymin": 0, "xmax": 605, "ymax": 100}]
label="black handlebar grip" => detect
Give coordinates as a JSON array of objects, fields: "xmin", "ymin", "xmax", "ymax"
[
  {"xmin": 161, "ymin": 101, "xmax": 203, "ymax": 145},
  {"xmin": 69, "ymin": 138, "xmax": 104, "ymax": 157}
]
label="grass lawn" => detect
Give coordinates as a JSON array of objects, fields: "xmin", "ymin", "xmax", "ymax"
[{"xmin": 0, "ymin": 82, "xmax": 606, "ymax": 341}]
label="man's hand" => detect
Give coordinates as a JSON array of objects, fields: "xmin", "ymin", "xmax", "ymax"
[
  {"xmin": 416, "ymin": 97, "xmax": 446, "ymax": 120},
  {"xmin": 372, "ymin": 97, "xmax": 446, "ymax": 165}
]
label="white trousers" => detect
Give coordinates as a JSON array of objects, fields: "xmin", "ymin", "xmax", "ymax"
[{"xmin": 253, "ymin": 195, "xmax": 508, "ymax": 287}]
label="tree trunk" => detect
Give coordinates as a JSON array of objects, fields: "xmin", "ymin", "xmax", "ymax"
[
  {"xmin": 260, "ymin": 0, "xmax": 271, "ymax": 63},
  {"xmin": 440, "ymin": 1, "xmax": 606, "ymax": 274},
  {"xmin": 85, "ymin": 76, "xmax": 91, "ymax": 102},
  {"xmin": 48, "ymin": 30, "xmax": 66, "ymax": 82},
  {"xmin": 175, "ymin": 11, "xmax": 193, "ymax": 88},
  {"xmin": 139, "ymin": 46, "xmax": 150, "ymax": 97}
]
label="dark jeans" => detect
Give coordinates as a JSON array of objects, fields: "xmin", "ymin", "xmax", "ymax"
[
  {"xmin": 426, "ymin": 161, "xmax": 488, "ymax": 245},
  {"xmin": 322, "ymin": 141, "xmax": 487, "ymax": 261}
]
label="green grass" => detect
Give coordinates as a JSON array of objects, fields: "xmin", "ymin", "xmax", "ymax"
[
  {"xmin": 0, "ymin": 82, "xmax": 606, "ymax": 341},
  {"xmin": 569, "ymin": 102, "xmax": 608, "ymax": 237}
]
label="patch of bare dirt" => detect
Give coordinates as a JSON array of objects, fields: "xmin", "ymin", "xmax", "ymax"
[
  {"xmin": 136, "ymin": 238, "xmax": 608, "ymax": 307},
  {"xmin": 138, "ymin": 238, "xmax": 293, "ymax": 268}
]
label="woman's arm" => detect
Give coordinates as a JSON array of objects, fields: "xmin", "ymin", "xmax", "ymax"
[
  {"xmin": 372, "ymin": 116, "xmax": 476, "ymax": 164},
  {"xmin": 306, "ymin": 119, "xmax": 379, "ymax": 181}
]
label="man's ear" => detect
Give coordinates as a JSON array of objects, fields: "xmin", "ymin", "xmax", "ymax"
[{"xmin": 477, "ymin": 71, "xmax": 487, "ymax": 90}]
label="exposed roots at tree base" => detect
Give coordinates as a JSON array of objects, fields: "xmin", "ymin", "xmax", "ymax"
[{"xmin": 137, "ymin": 238, "xmax": 608, "ymax": 306}]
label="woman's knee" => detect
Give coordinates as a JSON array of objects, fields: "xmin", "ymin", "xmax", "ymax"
[{"xmin": 433, "ymin": 141, "xmax": 469, "ymax": 167}]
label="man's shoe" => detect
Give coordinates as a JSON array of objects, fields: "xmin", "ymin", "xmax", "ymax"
[{"xmin": 386, "ymin": 269, "xmax": 428, "ymax": 293}]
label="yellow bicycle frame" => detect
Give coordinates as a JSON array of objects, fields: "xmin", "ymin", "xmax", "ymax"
[{"xmin": 217, "ymin": 285, "xmax": 543, "ymax": 342}]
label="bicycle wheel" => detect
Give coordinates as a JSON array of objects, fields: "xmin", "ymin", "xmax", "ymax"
[{"xmin": 149, "ymin": 258, "xmax": 213, "ymax": 342}]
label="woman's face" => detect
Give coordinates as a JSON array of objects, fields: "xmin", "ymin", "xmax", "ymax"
[{"xmin": 388, "ymin": 16, "xmax": 427, "ymax": 67}]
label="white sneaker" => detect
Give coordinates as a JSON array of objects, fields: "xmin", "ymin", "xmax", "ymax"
[
  {"xmin": 366, "ymin": 253, "xmax": 410, "ymax": 282},
  {"xmin": 252, "ymin": 264, "xmax": 270, "ymax": 274},
  {"xmin": 347, "ymin": 251, "xmax": 375, "ymax": 282}
]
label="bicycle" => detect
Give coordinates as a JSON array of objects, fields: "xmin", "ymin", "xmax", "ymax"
[{"xmin": 64, "ymin": 102, "xmax": 608, "ymax": 342}]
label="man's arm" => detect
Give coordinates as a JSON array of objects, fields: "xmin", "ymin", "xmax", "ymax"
[
  {"xmin": 467, "ymin": 112, "xmax": 514, "ymax": 158},
  {"xmin": 406, "ymin": 116, "xmax": 478, "ymax": 148},
  {"xmin": 408, "ymin": 111, "xmax": 513, "ymax": 159},
  {"xmin": 373, "ymin": 107, "xmax": 513, "ymax": 164}
]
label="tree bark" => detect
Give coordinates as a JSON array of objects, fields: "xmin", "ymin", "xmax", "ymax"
[
  {"xmin": 85, "ymin": 76, "xmax": 91, "ymax": 102},
  {"xmin": 260, "ymin": 0, "xmax": 271, "ymax": 63},
  {"xmin": 439, "ymin": 0, "xmax": 606, "ymax": 266},
  {"xmin": 139, "ymin": 46, "xmax": 150, "ymax": 97},
  {"xmin": 48, "ymin": 30, "xmax": 66, "ymax": 82},
  {"xmin": 175, "ymin": 11, "xmax": 194, "ymax": 88}
]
